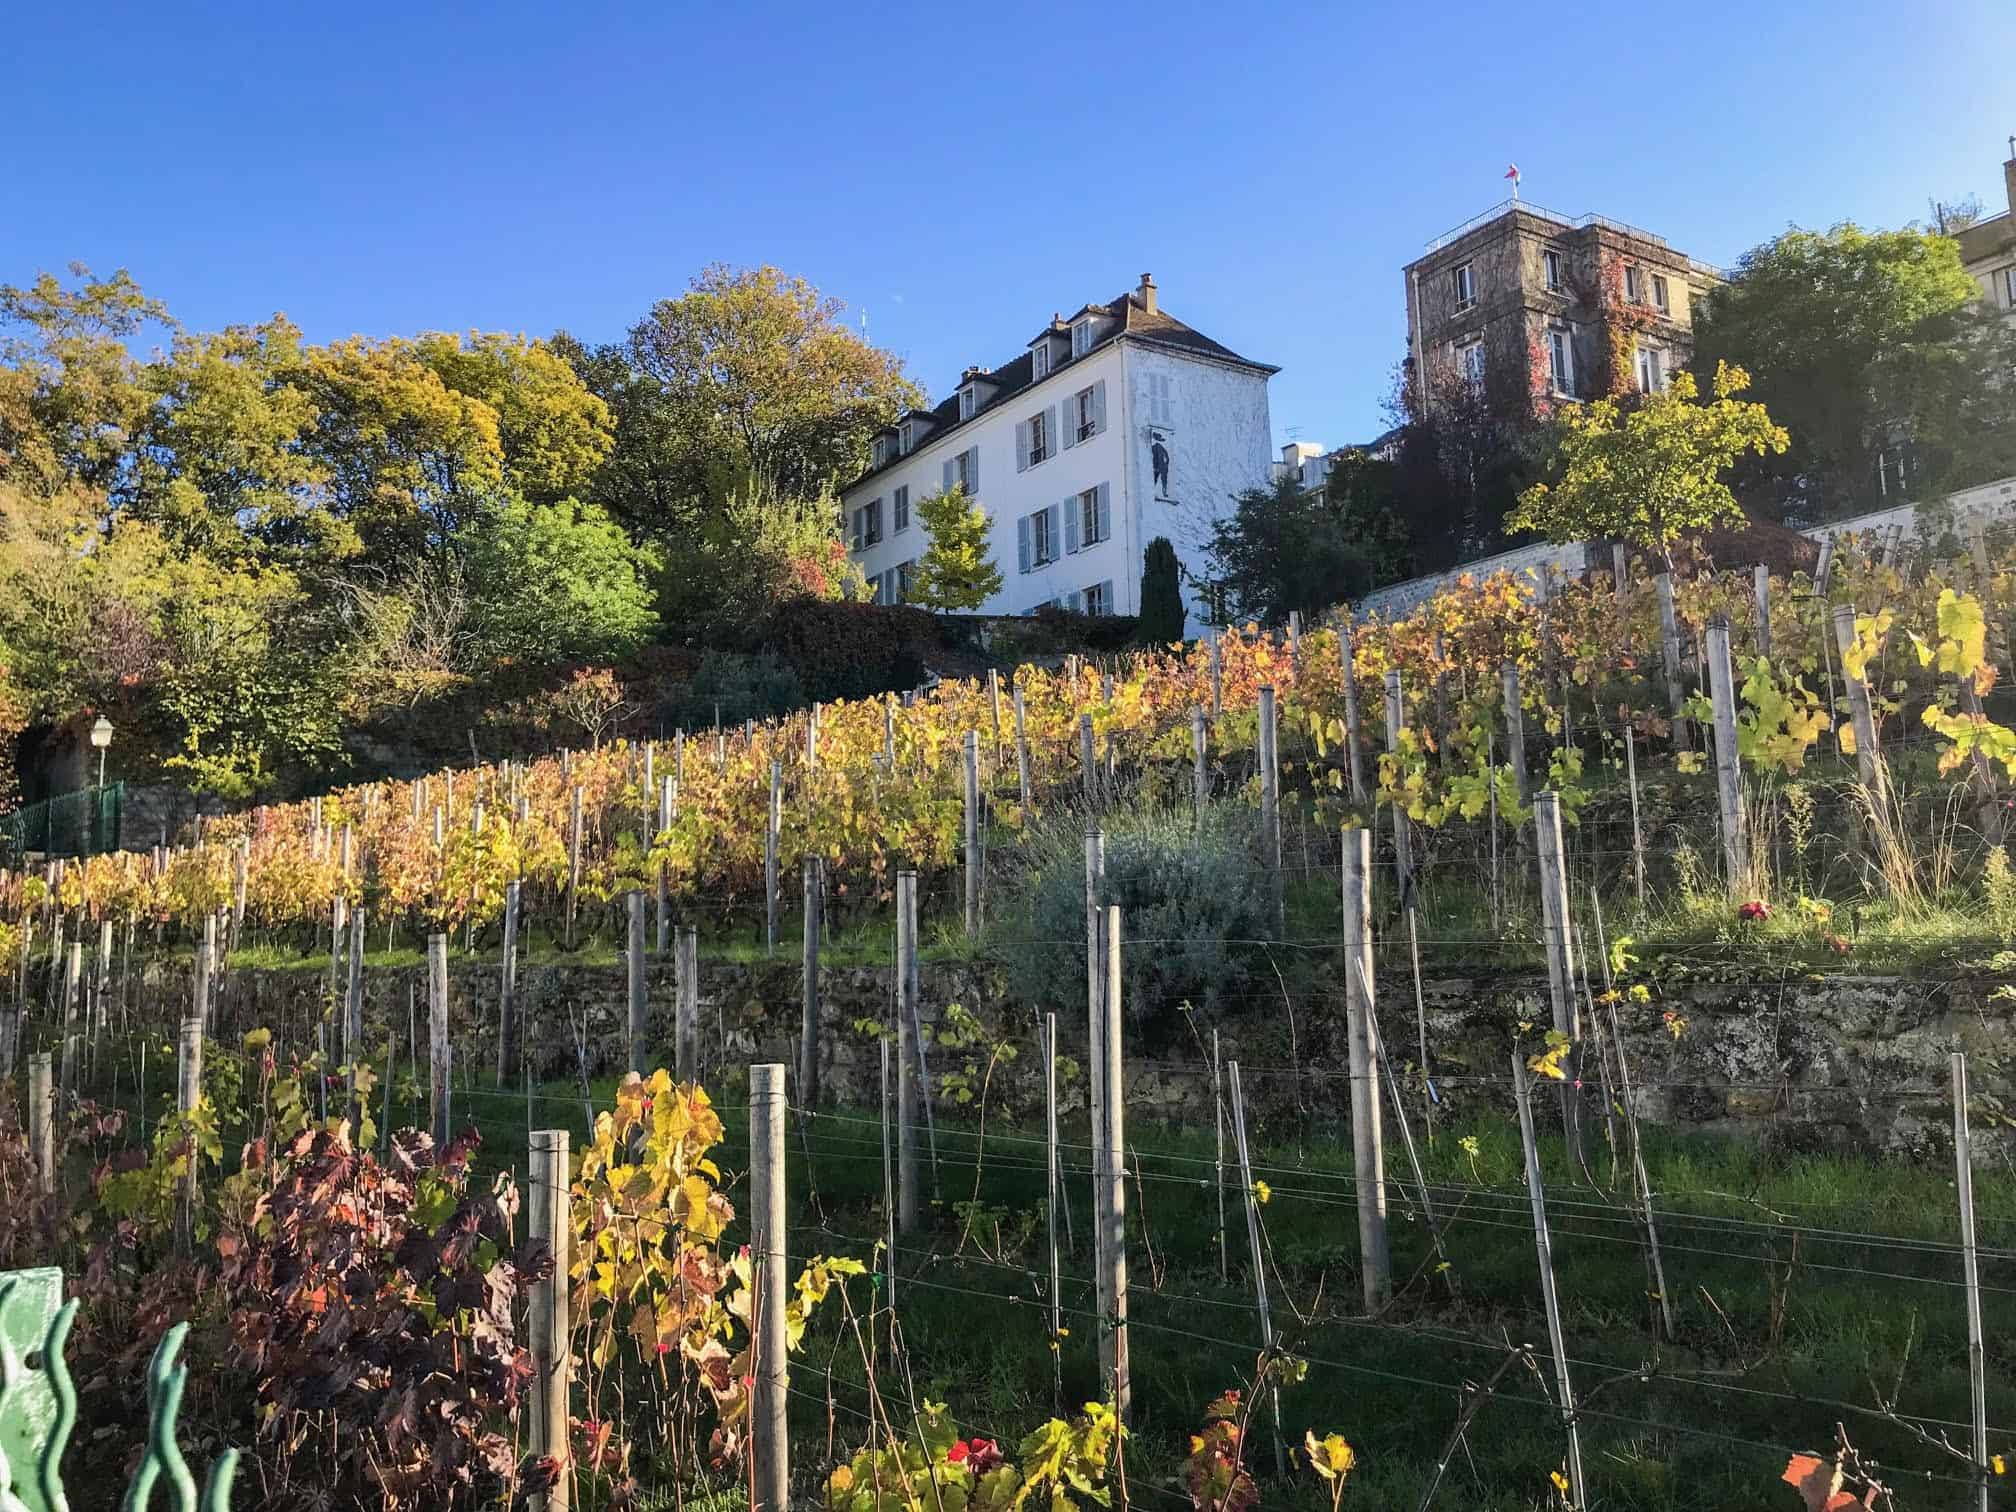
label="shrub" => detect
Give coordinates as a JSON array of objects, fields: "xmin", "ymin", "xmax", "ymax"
[
  {"xmin": 658, "ymin": 649, "xmax": 807, "ymax": 730},
  {"xmin": 1139, "ymin": 535, "xmax": 1186, "ymax": 644},
  {"xmin": 734, "ymin": 598, "xmax": 937, "ymax": 703},
  {"xmin": 996, "ymin": 803, "xmax": 1275, "ymax": 1038}
]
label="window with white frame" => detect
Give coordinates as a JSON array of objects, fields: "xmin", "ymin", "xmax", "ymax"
[
  {"xmin": 1147, "ymin": 373, "xmax": 1174, "ymax": 426},
  {"xmin": 1457, "ymin": 340, "xmax": 1485, "ymax": 390},
  {"xmin": 872, "ymin": 435, "xmax": 891, "ymax": 468},
  {"xmin": 862, "ymin": 498, "xmax": 882, "ymax": 547},
  {"xmin": 1624, "ymin": 266, "xmax": 1642, "ymax": 304},
  {"xmin": 1652, "ymin": 274, "xmax": 1669, "ymax": 313},
  {"xmin": 1032, "ymin": 344, "xmax": 1050, "ymax": 379},
  {"xmin": 893, "ymin": 485, "xmax": 910, "ymax": 533},
  {"xmin": 1636, "ymin": 344, "xmax": 1666, "ymax": 393},
  {"xmin": 897, "ymin": 559, "xmax": 917, "ymax": 601},
  {"xmin": 1082, "ymin": 580, "xmax": 1112, "ymax": 617},
  {"xmin": 1077, "ymin": 485, "xmax": 1107, "ymax": 546},
  {"xmin": 1074, "ymin": 385, "xmax": 1099, "ymax": 441},
  {"xmin": 899, "ymin": 420, "xmax": 915, "ymax": 454},
  {"xmin": 1071, "ymin": 320, "xmax": 1093, "ymax": 358},
  {"xmin": 2003, "ymin": 266, "xmax": 2016, "ymax": 308},
  {"xmin": 1543, "ymin": 249, "xmax": 1563, "ymax": 292},
  {"xmin": 1030, "ymin": 507, "xmax": 1056, "ymax": 566},
  {"xmin": 1027, "ymin": 409, "xmax": 1049, "ymax": 466},
  {"xmin": 958, "ymin": 386, "xmax": 977, "ymax": 421},
  {"xmin": 1547, "ymin": 329, "xmax": 1575, "ymax": 396},
  {"xmin": 953, "ymin": 449, "xmax": 973, "ymax": 492},
  {"xmin": 1452, "ymin": 262, "xmax": 1475, "ymax": 311}
]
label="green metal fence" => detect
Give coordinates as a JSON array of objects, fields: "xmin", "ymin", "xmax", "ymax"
[{"xmin": 0, "ymin": 784, "xmax": 123, "ymax": 863}]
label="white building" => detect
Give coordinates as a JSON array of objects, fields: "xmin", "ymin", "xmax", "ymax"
[{"xmin": 842, "ymin": 275, "xmax": 1276, "ymax": 634}]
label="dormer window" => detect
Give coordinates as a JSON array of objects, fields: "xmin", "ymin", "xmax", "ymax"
[
  {"xmin": 959, "ymin": 386, "xmax": 977, "ymax": 421},
  {"xmin": 899, "ymin": 420, "xmax": 916, "ymax": 455},
  {"xmin": 1033, "ymin": 344, "xmax": 1050, "ymax": 380},
  {"xmin": 872, "ymin": 435, "xmax": 891, "ymax": 468},
  {"xmin": 1071, "ymin": 320, "xmax": 1093, "ymax": 359}
]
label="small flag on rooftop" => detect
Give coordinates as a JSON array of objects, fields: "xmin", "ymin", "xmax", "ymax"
[{"xmin": 1505, "ymin": 162, "xmax": 1521, "ymax": 200}]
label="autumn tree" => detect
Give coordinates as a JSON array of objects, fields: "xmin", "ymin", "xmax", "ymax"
[
  {"xmin": 908, "ymin": 485, "xmax": 1001, "ymax": 611},
  {"xmin": 619, "ymin": 264, "xmax": 923, "ymax": 516},
  {"xmin": 1509, "ymin": 363, "xmax": 1789, "ymax": 570}
]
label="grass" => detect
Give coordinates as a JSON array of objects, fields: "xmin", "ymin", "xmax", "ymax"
[{"xmin": 430, "ymin": 1070, "xmax": 2014, "ymax": 1512}]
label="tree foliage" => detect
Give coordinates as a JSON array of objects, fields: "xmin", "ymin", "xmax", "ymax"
[
  {"xmin": 1510, "ymin": 363, "xmax": 1789, "ymax": 568},
  {"xmin": 909, "ymin": 484, "xmax": 1002, "ymax": 611},
  {"xmin": 1691, "ymin": 224, "xmax": 2016, "ymax": 516},
  {"xmin": 621, "ymin": 264, "xmax": 922, "ymax": 516},
  {"xmin": 1139, "ymin": 536, "xmax": 1186, "ymax": 642}
]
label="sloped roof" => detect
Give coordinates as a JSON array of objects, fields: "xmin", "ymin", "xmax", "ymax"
[{"xmin": 852, "ymin": 288, "xmax": 1275, "ymax": 490}]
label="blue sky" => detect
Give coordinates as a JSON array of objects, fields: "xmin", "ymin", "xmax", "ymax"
[{"xmin": 3, "ymin": 1, "xmax": 2012, "ymax": 452}]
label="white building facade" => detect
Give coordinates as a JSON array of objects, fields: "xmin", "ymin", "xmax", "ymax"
[{"xmin": 842, "ymin": 276, "xmax": 1276, "ymax": 636}]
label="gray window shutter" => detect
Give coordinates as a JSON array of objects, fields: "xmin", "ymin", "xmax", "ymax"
[
  {"xmin": 1092, "ymin": 380, "xmax": 1107, "ymax": 435},
  {"xmin": 966, "ymin": 447, "xmax": 979, "ymax": 493},
  {"xmin": 1099, "ymin": 580, "xmax": 1114, "ymax": 615},
  {"xmin": 1047, "ymin": 504, "xmax": 1061, "ymax": 561},
  {"xmin": 1096, "ymin": 482, "xmax": 1111, "ymax": 542},
  {"xmin": 1017, "ymin": 515, "xmax": 1032, "ymax": 574},
  {"xmin": 943, "ymin": 458, "xmax": 956, "ymax": 492},
  {"xmin": 1064, "ymin": 498, "xmax": 1080, "ymax": 555},
  {"xmin": 1046, "ymin": 405, "xmax": 1060, "ymax": 457},
  {"xmin": 1068, "ymin": 590, "xmax": 1083, "ymax": 613},
  {"xmin": 1014, "ymin": 420, "xmax": 1028, "ymax": 473}
]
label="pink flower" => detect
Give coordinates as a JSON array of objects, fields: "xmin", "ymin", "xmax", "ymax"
[{"xmin": 1737, "ymin": 900, "xmax": 1770, "ymax": 923}]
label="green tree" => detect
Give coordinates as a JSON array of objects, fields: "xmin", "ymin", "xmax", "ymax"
[
  {"xmin": 622, "ymin": 264, "xmax": 923, "ymax": 514},
  {"xmin": 1138, "ymin": 536, "xmax": 1186, "ymax": 642},
  {"xmin": 462, "ymin": 496, "xmax": 660, "ymax": 664},
  {"xmin": 1203, "ymin": 473, "xmax": 1371, "ymax": 627},
  {"xmin": 908, "ymin": 485, "xmax": 1000, "ymax": 611},
  {"xmin": 413, "ymin": 332, "xmax": 613, "ymax": 507},
  {"xmin": 1509, "ymin": 363, "xmax": 1789, "ymax": 569},
  {"xmin": 0, "ymin": 264, "xmax": 171, "ymax": 496},
  {"xmin": 657, "ymin": 475, "xmax": 866, "ymax": 633},
  {"xmin": 1691, "ymin": 224, "xmax": 2016, "ymax": 515},
  {"xmin": 129, "ymin": 315, "xmax": 341, "ymax": 565}
]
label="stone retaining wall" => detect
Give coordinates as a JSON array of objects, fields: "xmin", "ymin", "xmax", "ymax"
[{"xmin": 194, "ymin": 953, "xmax": 2012, "ymax": 1153}]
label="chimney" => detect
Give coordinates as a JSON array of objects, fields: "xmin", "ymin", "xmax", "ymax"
[
  {"xmin": 2005, "ymin": 135, "xmax": 2016, "ymax": 216},
  {"xmin": 1137, "ymin": 273, "xmax": 1158, "ymax": 314}
]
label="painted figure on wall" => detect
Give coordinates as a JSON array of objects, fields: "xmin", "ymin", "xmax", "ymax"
[{"xmin": 1150, "ymin": 432, "xmax": 1171, "ymax": 498}]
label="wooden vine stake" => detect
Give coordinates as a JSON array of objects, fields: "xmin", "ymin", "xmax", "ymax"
[
  {"xmin": 1533, "ymin": 793, "xmax": 1584, "ymax": 1158},
  {"xmin": 765, "ymin": 761, "xmax": 781, "ymax": 956},
  {"xmin": 1097, "ymin": 905, "xmax": 1131, "ymax": 1423},
  {"xmin": 1654, "ymin": 569, "xmax": 1689, "ymax": 747},
  {"xmin": 1227, "ymin": 1060, "xmax": 1284, "ymax": 1475},
  {"xmin": 1012, "ymin": 680, "xmax": 1031, "ymax": 810},
  {"xmin": 1338, "ymin": 827, "xmax": 1391, "ymax": 1311},
  {"xmin": 963, "ymin": 731, "xmax": 981, "ymax": 936},
  {"xmin": 497, "ymin": 878, "xmax": 521, "ymax": 1086},
  {"xmin": 1258, "ymin": 686, "xmax": 1282, "ymax": 929},
  {"xmin": 1191, "ymin": 707, "xmax": 1208, "ymax": 832},
  {"xmin": 799, "ymin": 856, "xmax": 822, "ymax": 1109},
  {"xmin": 1832, "ymin": 602, "xmax": 1881, "ymax": 793},
  {"xmin": 676, "ymin": 925, "xmax": 698, "ymax": 1084},
  {"xmin": 428, "ymin": 933, "xmax": 450, "ymax": 1148},
  {"xmin": 1339, "ymin": 617, "xmax": 1368, "ymax": 804},
  {"xmin": 749, "ymin": 1064, "xmax": 789, "ymax": 1512},
  {"xmin": 1704, "ymin": 615, "xmax": 1749, "ymax": 897},
  {"xmin": 28, "ymin": 1051, "xmax": 53, "ymax": 1195},
  {"xmin": 1952, "ymin": 1053, "xmax": 1990, "ymax": 1512},
  {"xmin": 1512, "ymin": 1052, "xmax": 1588, "ymax": 1511},
  {"xmin": 528, "ymin": 1128, "xmax": 571, "ymax": 1512},
  {"xmin": 626, "ymin": 890, "xmax": 647, "ymax": 1075}
]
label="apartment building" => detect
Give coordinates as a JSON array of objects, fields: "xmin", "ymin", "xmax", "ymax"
[
  {"xmin": 1403, "ymin": 199, "xmax": 1723, "ymax": 414},
  {"xmin": 841, "ymin": 275, "xmax": 1276, "ymax": 634},
  {"xmin": 1954, "ymin": 140, "xmax": 2016, "ymax": 326}
]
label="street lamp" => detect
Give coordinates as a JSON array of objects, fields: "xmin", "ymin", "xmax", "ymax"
[{"xmin": 89, "ymin": 715, "xmax": 113, "ymax": 789}]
